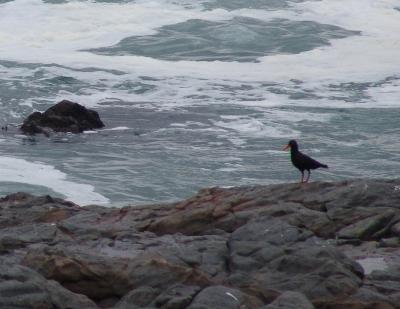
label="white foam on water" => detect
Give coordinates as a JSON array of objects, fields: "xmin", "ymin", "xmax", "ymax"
[
  {"xmin": 213, "ymin": 115, "xmax": 300, "ymax": 139},
  {"xmin": 52, "ymin": 89, "xmax": 136, "ymax": 109},
  {"xmin": 0, "ymin": 0, "xmax": 397, "ymax": 78},
  {"xmin": 0, "ymin": 63, "xmax": 37, "ymax": 79},
  {"xmin": 0, "ymin": 156, "xmax": 109, "ymax": 205},
  {"xmin": 266, "ymin": 109, "xmax": 333, "ymax": 123},
  {"xmin": 0, "ymin": 0, "xmax": 399, "ymax": 111},
  {"xmin": 367, "ymin": 79, "xmax": 400, "ymax": 107},
  {"xmin": 102, "ymin": 126, "xmax": 130, "ymax": 131},
  {"xmin": 0, "ymin": 0, "xmax": 234, "ymax": 54},
  {"xmin": 218, "ymin": 166, "xmax": 243, "ymax": 172},
  {"xmin": 84, "ymin": 126, "xmax": 130, "ymax": 134}
]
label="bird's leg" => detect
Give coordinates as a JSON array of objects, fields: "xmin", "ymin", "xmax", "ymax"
[
  {"xmin": 300, "ymin": 171, "xmax": 304, "ymax": 183},
  {"xmin": 305, "ymin": 170, "xmax": 311, "ymax": 183}
]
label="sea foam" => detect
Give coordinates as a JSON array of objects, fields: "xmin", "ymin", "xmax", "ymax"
[
  {"xmin": 0, "ymin": 156, "xmax": 109, "ymax": 205},
  {"xmin": 1, "ymin": 0, "xmax": 399, "ymax": 109}
]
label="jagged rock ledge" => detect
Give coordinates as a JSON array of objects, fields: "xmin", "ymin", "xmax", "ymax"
[{"xmin": 1, "ymin": 179, "xmax": 400, "ymax": 308}]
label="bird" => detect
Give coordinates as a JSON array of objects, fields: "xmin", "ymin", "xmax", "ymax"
[{"xmin": 283, "ymin": 140, "xmax": 328, "ymax": 183}]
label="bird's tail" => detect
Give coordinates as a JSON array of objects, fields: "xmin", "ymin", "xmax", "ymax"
[{"xmin": 321, "ymin": 164, "xmax": 328, "ymax": 168}]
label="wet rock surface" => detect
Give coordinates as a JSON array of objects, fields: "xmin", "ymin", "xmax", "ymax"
[
  {"xmin": 1, "ymin": 179, "xmax": 400, "ymax": 308},
  {"xmin": 20, "ymin": 100, "xmax": 104, "ymax": 135}
]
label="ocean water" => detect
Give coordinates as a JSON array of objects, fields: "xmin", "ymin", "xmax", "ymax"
[{"xmin": 0, "ymin": 0, "xmax": 399, "ymax": 206}]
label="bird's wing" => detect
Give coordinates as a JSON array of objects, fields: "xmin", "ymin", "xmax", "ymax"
[{"xmin": 297, "ymin": 152, "xmax": 326, "ymax": 169}]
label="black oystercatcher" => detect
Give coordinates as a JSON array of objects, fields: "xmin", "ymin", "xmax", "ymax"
[{"xmin": 283, "ymin": 140, "xmax": 328, "ymax": 183}]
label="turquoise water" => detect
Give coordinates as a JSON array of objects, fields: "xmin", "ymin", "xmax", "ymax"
[
  {"xmin": 0, "ymin": 0, "xmax": 399, "ymax": 206},
  {"xmin": 89, "ymin": 17, "xmax": 359, "ymax": 62}
]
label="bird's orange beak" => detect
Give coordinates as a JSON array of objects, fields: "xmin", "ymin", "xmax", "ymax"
[{"xmin": 283, "ymin": 144, "xmax": 290, "ymax": 151}]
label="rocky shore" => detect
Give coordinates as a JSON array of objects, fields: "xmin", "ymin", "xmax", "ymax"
[{"xmin": 1, "ymin": 179, "xmax": 400, "ymax": 308}]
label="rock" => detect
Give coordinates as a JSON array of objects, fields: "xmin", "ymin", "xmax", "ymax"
[
  {"xmin": 313, "ymin": 300, "xmax": 394, "ymax": 309},
  {"xmin": 20, "ymin": 100, "xmax": 104, "ymax": 135},
  {"xmin": 20, "ymin": 231, "xmax": 227, "ymax": 305},
  {"xmin": 368, "ymin": 267, "xmax": 400, "ymax": 295},
  {"xmin": 390, "ymin": 221, "xmax": 400, "ymax": 236},
  {"xmin": 0, "ymin": 223, "xmax": 62, "ymax": 251},
  {"xmin": 389, "ymin": 292, "xmax": 400, "ymax": 306},
  {"xmin": 151, "ymin": 284, "xmax": 201, "ymax": 308},
  {"xmin": 378, "ymin": 237, "xmax": 400, "ymax": 248},
  {"xmin": 227, "ymin": 217, "xmax": 363, "ymax": 301},
  {"xmin": 144, "ymin": 179, "xmax": 400, "ymax": 238},
  {"xmin": 22, "ymin": 246, "xmax": 211, "ymax": 304},
  {"xmin": 0, "ymin": 193, "xmax": 80, "ymax": 231},
  {"xmin": 115, "ymin": 286, "xmax": 160, "ymax": 308},
  {"xmin": 263, "ymin": 291, "xmax": 314, "ymax": 309},
  {"xmin": 0, "ymin": 258, "xmax": 96, "ymax": 309},
  {"xmin": 350, "ymin": 287, "xmax": 395, "ymax": 305},
  {"xmin": 187, "ymin": 285, "xmax": 262, "ymax": 309},
  {"xmin": 0, "ymin": 179, "xmax": 400, "ymax": 307},
  {"xmin": 337, "ymin": 210, "xmax": 396, "ymax": 240}
]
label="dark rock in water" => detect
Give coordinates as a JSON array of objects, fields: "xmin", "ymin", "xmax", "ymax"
[
  {"xmin": 1, "ymin": 179, "xmax": 400, "ymax": 308},
  {"xmin": 20, "ymin": 100, "xmax": 104, "ymax": 135}
]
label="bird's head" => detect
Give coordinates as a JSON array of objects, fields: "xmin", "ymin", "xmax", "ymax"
[{"xmin": 283, "ymin": 139, "xmax": 298, "ymax": 151}]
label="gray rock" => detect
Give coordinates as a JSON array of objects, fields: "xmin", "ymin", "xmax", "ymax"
[
  {"xmin": 151, "ymin": 284, "xmax": 201, "ymax": 308},
  {"xmin": 115, "ymin": 286, "xmax": 160, "ymax": 309},
  {"xmin": 187, "ymin": 285, "xmax": 261, "ymax": 309},
  {"xmin": 0, "ymin": 259, "xmax": 96, "ymax": 308},
  {"xmin": 0, "ymin": 192, "xmax": 80, "ymax": 228},
  {"xmin": 337, "ymin": 210, "xmax": 395, "ymax": 240},
  {"xmin": 390, "ymin": 221, "xmax": 400, "ymax": 236},
  {"xmin": 263, "ymin": 291, "xmax": 314, "ymax": 309},
  {"xmin": 379, "ymin": 237, "xmax": 400, "ymax": 248},
  {"xmin": 368, "ymin": 267, "xmax": 400, "ymax": 294},
  {"xmin": 350, "ymin": 287, "xmax": 394, "ymax": 305},
  {"xmin": 227, "ymin": 217, "xmax": 363, "ymax": 300}
]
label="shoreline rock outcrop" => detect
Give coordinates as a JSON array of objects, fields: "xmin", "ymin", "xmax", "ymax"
[
  {"xmin": 1, "ymin": 179, "xmax": 400, "ymax": 308},
  {"xmin": 20, "ymin": 100, "xmax": 105, "ymax": 135}
]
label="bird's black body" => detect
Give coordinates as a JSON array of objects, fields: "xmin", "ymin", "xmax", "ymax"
[{"xmin": 285, "ymin": 140, "xmax": 328, "ymax": 183}]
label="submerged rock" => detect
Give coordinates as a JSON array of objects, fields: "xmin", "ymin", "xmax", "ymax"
[
  {"xmin": 20, "ymin": 100, "xmax": 104, "ymax": 135},
  {"xmin": 1, "ymin": 179, "xmax": 400, "ymax": 308}
]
